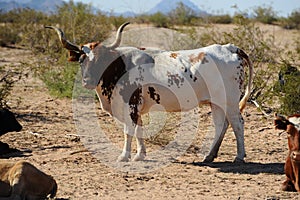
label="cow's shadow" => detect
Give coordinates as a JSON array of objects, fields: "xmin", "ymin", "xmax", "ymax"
[
  {"xmin": 185, "ymin": 161, "xmax": 284, "ymax": 175},
  {"xmin": 0, "ymin": 142, "xmax": 32, "ymax": 158}
]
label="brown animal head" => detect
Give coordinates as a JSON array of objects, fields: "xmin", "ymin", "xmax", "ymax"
[
  {"xmin": 45, "ymin": 22, "xmax": 129, "ymax": 90},
  {"xmin": 0, "ymin": 108, "xmax": 22, "ymax": 136},
  {"xmin": 274, "ymin": 113, "xmax": 300, "ymax": 192}
]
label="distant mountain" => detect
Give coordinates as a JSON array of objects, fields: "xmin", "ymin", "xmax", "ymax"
[
  {"xmin": 108, "ymin": 11, "xmax": 137, "ymax": 18},
  {"xmin": 148, "ymin": 0, "xmax": 207, "ymax": 16},
  {"xmin": 0, "ymin": 0, "xmax": 64, "ymax": 13}
]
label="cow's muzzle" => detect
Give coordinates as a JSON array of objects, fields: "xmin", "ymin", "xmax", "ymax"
[{"xmin": 290, "ymin": 151, "xmax": 300, "ymax": 162}]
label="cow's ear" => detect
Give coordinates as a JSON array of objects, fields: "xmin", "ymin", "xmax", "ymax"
[
  {"xmin": 274, "ymin": 113, "xmax": 288, "ymax": 131},
  {"xmin": 68, "ymin": 51, "xmax": 81, "ymax": 62}
]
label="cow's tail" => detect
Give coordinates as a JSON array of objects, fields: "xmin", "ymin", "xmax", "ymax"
[{"xmin": 237, "ymin": 48, "xmax": 253, "ymax": 113}]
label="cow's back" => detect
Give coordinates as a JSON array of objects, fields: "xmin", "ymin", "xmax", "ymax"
[{"xmin": 139, "ymin": 44, "xmax": 243, "ymax": 113}]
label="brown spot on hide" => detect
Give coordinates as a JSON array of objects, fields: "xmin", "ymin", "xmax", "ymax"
[
  {"xmin": 147, "ymin": 87, "xmax": 160, "ymax": 104},
  {"xmin": 189, "ymin": 52, "xmax": 208, "ymax": 64},
  {"xmin": 85, "ymin": 42, "xmax": 100, "ymax": 50},
  {"xmin": 167, "ymin": 72, "xmax": 184, "ymax": 88},
  {"xmin": 170, "ymin": 53, "xmax": 178, "ymax": 59},
  {"xmin": 129, "ymin": 87, "xmax": 143, "ymax": 125}
]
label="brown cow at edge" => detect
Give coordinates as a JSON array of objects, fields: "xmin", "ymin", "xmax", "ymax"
[
  {"xmin": 274, "ymin": 113, "xmax": 300, "ymax": 192},
  {"xmin": 0, "ymin": 160, "xmax": 57, "ymax": 199}
]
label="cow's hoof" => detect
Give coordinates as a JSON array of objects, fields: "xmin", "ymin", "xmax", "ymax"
[
  {"xmin": 132, "ymin": 153, "xmax": 146, "ymax": 161},
  {"xmin": 202, "ymin": 155, "xmax": 215, "ymax": 163},
  {"xmin": 117, "ymin": 156, "xmax": 129, "ymax": 162},
  {"xmin": 281, "ymin": 180, "xmax": 296, "ymax": 192},
  {"xmin": 233, "ymin": 157, "xmax": 245, "ymax": 163},
  {"xmin": 117, "ymin": 155, "xmax": 130, "ymax": 162}
]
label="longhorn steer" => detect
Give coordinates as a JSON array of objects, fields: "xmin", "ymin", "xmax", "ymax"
[
  {"xmin": 46, "ymin": 22, "xmax": 253, "ymax": 163},
  {"xmin": 274, "ymin": 113, "xmax": 300, "ymax": 192}
]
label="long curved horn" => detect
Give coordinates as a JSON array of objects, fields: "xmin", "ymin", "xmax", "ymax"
[
  {"xmin": 45, "ymin": 26, "xmax": 81, "ymax": 53},
  {"xmin": 107, "ymin": 22, "xmax": 130, "ymax": 49}
]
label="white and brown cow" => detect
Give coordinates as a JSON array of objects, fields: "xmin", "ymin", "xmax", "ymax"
[
  {"xmin": 0, "ymin": 160, "xmax": 57, "ymax": 200},
  {"xmin": 46, "ymin": 22, "xmax": 253, "ymax": 163}
]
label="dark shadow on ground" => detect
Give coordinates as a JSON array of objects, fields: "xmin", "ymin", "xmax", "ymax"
[
  {"xmin": 0, "ymin": 146, "xmax": 32, "ymax": 158},
  {"xmin": 178, "ymin": 161, "xmax": 284, "ymax": 175}
]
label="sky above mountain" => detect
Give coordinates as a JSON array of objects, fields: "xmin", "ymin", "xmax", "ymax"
[{"xmin": 70, "ymin": 0, "xmax": 299, "ymax": 17}]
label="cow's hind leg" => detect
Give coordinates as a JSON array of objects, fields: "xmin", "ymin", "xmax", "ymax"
[
  {"xmin": 227, "ymin": 110, "xmax": 246, "ymax": 163},
  {"xmin": 203, "ymin": 104, "xmax": 229, "ymax": 163}
]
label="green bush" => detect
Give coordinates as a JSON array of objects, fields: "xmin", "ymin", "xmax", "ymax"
[
  {"xmin": 0, "ymin": 23, "xmax": 21, "ymax": 46},
  {"xmin": 207, "ymin": 14, "xmax": 232, "ymax": 24},
  {"xmin": 0, "ymin": 68, "xmax": 14, "ymax": 108},
  {"xmin": 149, "ymin": 12, "xmax": 170, "ymax": 28},
  {"xmin": 0, "ymin": 8, "xmax": 47, "ymax": 46},
  {"xmin": 272, "ymin": 60, "xmax": 300, "ymax": 114},
  {"xmin": 253, "ymin": 5, "xmax": 278, "ymax": 24},
  {"xmin": 169, "ymin": 2, "xmax": 197, "ymax": 25},
  {"xmin": 0, "ymin": 65, "xmax": 23, "ymax": 108},
  {"xmin": 281, "ymin": 9, "xmax": 300, "ymax": 30},
  {"xmin": 39, "ymin": 62, "xmax": 79, "ymax": 98}
]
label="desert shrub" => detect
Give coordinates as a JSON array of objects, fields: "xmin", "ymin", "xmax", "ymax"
[
  {"xmin": 110, "ymin": 15, "xmax": 128, "ymax": 30},
  {"xmin": 149, "ymin": 12, "xmax": 170, "ymax": 28},
  {"xmin": 0, "ymin": 65, "xmax": 23, "ymax": 108},
  {"xmin": 207, "ymin": 14, "xmax": 232, "ymax": 24},
  {"xmin": 253, "ymin": 5, "xmax": 278, "ymax": 24},
  {"xmin": 168, "ymin": 2, "xmax": 197, "ymax": 25},
  {"xmin": 272, "ymin": 58, "xmax": 300, "ymax": 114},
  {"xmin": 0, "ymin": 69, "xmax": 14, "ymax": 108},
  {"xmin": 0, "ymin": 23, "xmax": 21, "ymax": 46},
  {"xmin": 0, "ymin": 8, "xmax": 47, "ymax": 46},
  {"xmin": 37, "ymin": 62, "xmax": 79, "ymax": 98},
  {"xmin": 281, "ymin": 9, "xmax": 300, "ymax": 30}
]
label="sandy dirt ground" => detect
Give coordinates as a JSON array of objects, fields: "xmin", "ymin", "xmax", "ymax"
[{"xmin": 1, "ymin": 24, "xmax": 300, "ymax": 200}]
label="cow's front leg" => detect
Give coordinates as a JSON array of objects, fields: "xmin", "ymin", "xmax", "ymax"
[
  {"xmin": 282, "ymin": 179, "xmax": 296, "ymax": 192},
  {"xmin": 133, "ymin": 123, "xmax": 146, "ymax": 161},
  {"xmin": 117, "ymin": 125, "xmax": 133, "ymax": 162}
]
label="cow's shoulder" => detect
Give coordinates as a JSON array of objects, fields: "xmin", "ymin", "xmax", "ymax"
[
  {"xmin": 0, "ymin": 161, "xmax": 15, "ymax": 180},
  {"xmin": 116, "ymin": 47, "xmax": 154, "ymax": 67}
]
